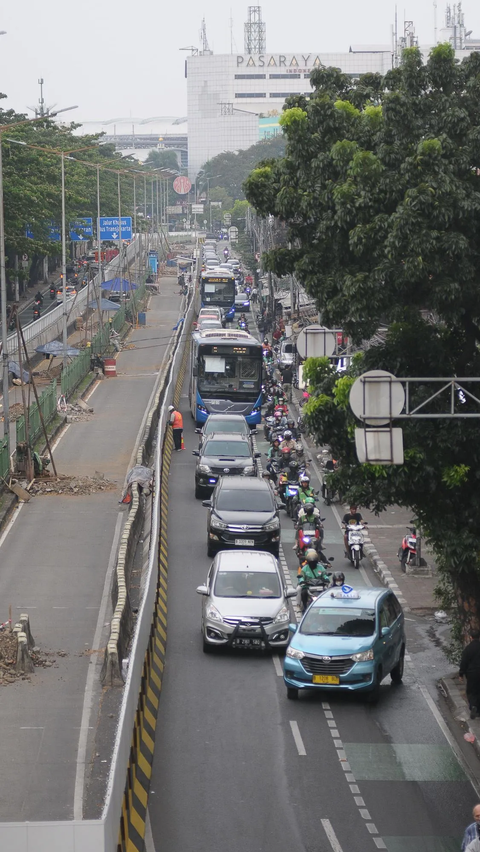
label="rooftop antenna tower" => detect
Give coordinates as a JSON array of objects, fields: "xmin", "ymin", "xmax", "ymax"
[
  {"xmin": 28, "ymin": 78, "xmax": 57, "ymax": 118},
  {"xmin": 244, "ymin": 6, "xmax": 266, "ymax": 54},
  {"xmin": 199, "ymin": 18, "xmax": 212, "ymax": 54}
]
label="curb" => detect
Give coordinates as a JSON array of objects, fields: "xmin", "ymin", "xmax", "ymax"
[
  {"xmin": 439, "ymin": 674, "xmax": 480, "ymax": 762},
  {"xmin": 362, "ymin": 536, "xmax": 409, "ymax": 609}
]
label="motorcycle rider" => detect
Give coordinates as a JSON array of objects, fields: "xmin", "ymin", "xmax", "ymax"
[
  {"xmin": 298, "ymin": 549, "xmax": 331, "ymax": 611},
  {"xmin": 331, "ymin": 571, "xmax": 345, "ymax": 587},
  {"xmin": 342, "ymin": 505, "xmax": 367, "ymax": 556},
  {"xmin": 280, "ymin": 430, "xmax": 296, "ymax": 452},
  {"xmin": 285, "ymin": 417, "xmax": 298, "ymax": 439},
  {"xmin": 267, "ymin": 437, "xmax": 282, "ymax": 462},
  {"xmin": 35, "ymin": 290, "xmax": 44, "ymax": 304},
  {"xmin": 298, "ymin": 474, "xmax": 315, "ymax": 506},
  {"xmin": 296, "ymin": 503, "xmax": 325, "ymax": 560}
]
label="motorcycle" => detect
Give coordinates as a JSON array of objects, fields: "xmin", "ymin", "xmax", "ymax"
[
  {"xmin": 300, "ymin": 572, "xmax": 333, "ymax": 611},
  {"xmin": 296, "ymin": 522, "xmax": 324, "ymax": 561},
  {"xmin": 284, "ymin": 480, "xmax": 300, "ymax": 516},
  {"xmin": 49, "ymin": 285, "xmax": 56, "ymax": 300},
  {"xmin": 346, "ymin": 523, "xmax": 365, "ymax": 569},
  {"xmin": 398, "ymin": 525, "xmax": 418, "ymax": 570},
  {"xmin": 32, "ymin": 306, "xmax": 41, "ymax": 321}
]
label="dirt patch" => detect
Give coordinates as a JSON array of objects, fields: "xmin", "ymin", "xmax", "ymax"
[
  {"xmin": 9, "ymin": 402, "xmax": 25, "ymax": 421},
  {"xmin": 29, "ymin": 472, "xmax": 117, "ymax": 496}
]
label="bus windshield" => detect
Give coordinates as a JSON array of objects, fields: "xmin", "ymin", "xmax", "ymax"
[{"xmin": 198, "ymin": 351, "xmax": 261, "ymax": 396}]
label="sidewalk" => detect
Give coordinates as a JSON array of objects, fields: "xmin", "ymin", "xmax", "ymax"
[{"xmin": 0, "ymin": 275, "xmax": 182, "ymax": 822}]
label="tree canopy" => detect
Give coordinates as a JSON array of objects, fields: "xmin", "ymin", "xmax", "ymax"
[
  {"xmin": 200, "ymin": 134, "xmax": 286, "ymax": 203},
  {"xmin": 244, "ymin": 46, "xmax": 480, "ymax": 643}
]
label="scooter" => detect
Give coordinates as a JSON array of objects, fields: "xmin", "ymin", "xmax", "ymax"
[
  {"xmin": 32, "ymin": 306, "xmax": 41, "ymax": 321},
  {"xmin": 346, "ymin": 523, "xmax": 365, "ymax": 569},
  {"xmin": 300, "ymin": 571, "xmax": 333, "ymax": 612},
  {"xmin": 398, "ymin": 525, "xmax": 417, "ymax": 569},
  {"xmin": 49, "ymin": 285, "xmax": 56, "ymax": 300},
  {"xmin": 296, "ymin": 523, "xmax": 324, "ymax": 562}
]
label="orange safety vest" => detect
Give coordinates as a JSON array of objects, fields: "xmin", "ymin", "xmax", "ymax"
[{"xmin": 172, "ymin": 410, "xmax": 183, "ymax": 430}]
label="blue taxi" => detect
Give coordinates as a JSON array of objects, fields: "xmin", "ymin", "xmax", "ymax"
[{"xmin": 283, "ymin": 586, "xmax": 405, "ymax": 702}]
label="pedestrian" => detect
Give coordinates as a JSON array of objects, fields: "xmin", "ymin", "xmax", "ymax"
[
  {"xmin": 251, "ymin": 286, "xmax": 258, "ymax": 305},
  {"xmin": 282, "ymin": 363, "xmax": 293, "ymax": 402},
  {"xmin": 462, "ymin": 804, "xmax": 480, "ymax": 851},
  {"xmin": 459, "ymin": 631, "xmax": 480, "ymax": 719},
  {"xmin": 168, "ymin": 405, "xmax": 184, "ymax": 451}
]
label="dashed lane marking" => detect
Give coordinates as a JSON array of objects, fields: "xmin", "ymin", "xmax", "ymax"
[
  {"xmin": 289, "ymin": 720, "xmax": 307, "ymax": 756},
  {"xmin": 321, "ymin": 819, "xmax": 345, "ymax": 852},
  {"xmin": 272, "ymin": 655, "xmax": 283, "ymax": 677}
]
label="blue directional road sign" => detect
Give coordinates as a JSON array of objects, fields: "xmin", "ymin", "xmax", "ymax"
[
  {"xmin": 25, "ymin": 224, "xmax": 60, "ymax": 241},
  {"xmin": 99, "ymin": 217, "xmax": 132, "ymax": 241},
  {"xmin": 70, "ymin": 217, "xmax": 93, "ymax": 241}
]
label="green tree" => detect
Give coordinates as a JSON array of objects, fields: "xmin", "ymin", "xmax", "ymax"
[
  {"xmin": 244, "ymin": 46, "xmax": 480, "ymax": 643},
  {"xmin": 201, "ymin": 135, "xmax": 286, "ymax": 203},
  {"xmin": 145, "ymin": 148, "xmax": 180, "ymax": 171}
]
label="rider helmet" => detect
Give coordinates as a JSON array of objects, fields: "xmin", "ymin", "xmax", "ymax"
[
  {"xmin": 284, "ymin": 430, "xmax": 292, "ymax": 440},
  {"xmin": 281, "ymin": 446, "xmax": 291, "ymax": 456},
  {"xmin": 304, "ymin": 503, "xmax": 315, "ymax": 516},
  {"xmin": 274, "ymin": 411, "xmax": 282, "ymax": 420},
  {"xmin": 272, "ymin": 438, "xmax": 280, "ymax": 446},
  {"xmin": 332, "ymin": 571, "xmax": 345, "ymax": 587},
  {"xmin": 287, "ymin": 419, "xmax": 295, "ymax": 428},
  {"xmin": 300, "ymin": 474, "xmax": 310, "ymax": 485},
  {"xmin": 304, "ymin": 549, "xmax": 319, "ymax": 564}
]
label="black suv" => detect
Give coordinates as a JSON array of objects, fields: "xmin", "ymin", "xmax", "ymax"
[
  {"xmin": 193, "ymin": 433, "xmax": 260, "ymax": 498},
  {"xmin": 203, "ymin": 476, "xmax": 281, "ymax": 557}
]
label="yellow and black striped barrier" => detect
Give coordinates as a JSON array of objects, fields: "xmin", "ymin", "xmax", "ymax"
[{"xmin": 118, "ymin": 335, "xmax": 190, "ymax": 852}]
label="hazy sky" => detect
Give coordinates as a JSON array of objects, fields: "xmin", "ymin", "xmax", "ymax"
[{"xmin": 1, "ymin": 0, "xmax": 479, "ymax": 125}]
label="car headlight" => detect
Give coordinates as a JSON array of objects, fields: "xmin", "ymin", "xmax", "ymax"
[
  {"xmin": 206, "ymin": 602, "xmax": 223, "ymax": 622},
  {"xmin": 274, "ymin": 606, "xmax": 289, "ymax": 624},
  {"xmin": 264, "ymin": 518, "xmax": 280, "ymax": 531},
  {"xmin": 210, "ymin": 516, "xmax": 227, "ymax": 530},
  {"xmin": 198, "ymin": 464, "xmax": 212, "ymax": 474},
  {"xmin": 286, "ymin": 646, "xmax": 304, "ymax": 660},
  {"xmin": 352, "ymin": 648, "xmax": 374, "ymax": 662},
  {"xmin": 243, "ymin": 465, "xmax": 255, "ymax": 475}
]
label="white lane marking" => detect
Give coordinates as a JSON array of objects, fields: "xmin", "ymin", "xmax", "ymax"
[
  {"xmin": 145, "ymin": 807, "xmax": 158, "ymax": 852},
  {"xmin": 50, "ymin": 422, "xmax": 72, "ymax": 452},
  {"xmin": 20, "ymin": 726, "xmax": 44, "ymax": 730},
  {"xmin": 272, "ymin": 654, "xmax": 283, "ymax": 677},
  {"xmin": 84, "ymin": 382, "xmax": 100, "ymax": 403},
  {"xmin": 73, "ymin": 511, "xmax": 124, "ymax": 820},
  {"xmin": 373, "ymin": 839, "xmax": 387, "ymax": 849},
  {"xmin": 289, "ymin": 720, "xmax": 306, "ymax": 755},
  {"xmin": 0, "ymin": 501, "xmax": 24, "ymax": 549},
  {"xmin": 366, "ymin": 824, "xmax": 379, "ymax": 834},
  {"xmin": 354, "ymin": 797, "xmax": 365, "ymax": 806},
  {"xmin": 360, "ymin": 809, "xmax": 372, "ymax": 820},
  {"xmin": 321, "ymin": 819, "xmax": 345, "ymax": 852}
]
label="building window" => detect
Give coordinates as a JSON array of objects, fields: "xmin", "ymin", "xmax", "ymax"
[
  {"xmin": 269, "ymin": 73, "xmax": 301, "ymax": 79},
  {"xmin": 235, "ymin": 92, "xmax": 266, "ymax": 98},
  {"xmin": 270, "ymin": 92, "xmax": 301, "ymax": 98},
  {"xmin": 235, "ymin": 74, "xmax": 266, "ymax": 79}
]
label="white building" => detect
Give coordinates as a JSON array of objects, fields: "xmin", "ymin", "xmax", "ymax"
[{"xmin": 187, "ymin": 49, "xmax": 393, "ymax": 179}]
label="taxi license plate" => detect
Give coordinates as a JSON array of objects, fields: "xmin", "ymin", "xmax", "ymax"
[
  {"xmin": 312, "ymin": 675, "xmax": 340, "ymax": 685},
  {"xmin": 235, "ymin": 539, "xmax": 254, "ymax": 546}
]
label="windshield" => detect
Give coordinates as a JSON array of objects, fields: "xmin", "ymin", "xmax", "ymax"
[
  {"xmin": 301, "ymin": 607, "xmax": 376, "ymax": 637},
  {"xmin": 216, "ymin": 489, "xmax": 274, "ymax": 512},
  {"xmin": 198, "ymin": 353, "xmax": 261, "ymax": 396},
  {"xmin": 204, "ymin": 440, "xmax": 251, "ymax": 458},
  {"xmin": 214, "ymin": 571, "xmax": 281, "ymax": 598},
  {"xmin": 205, "ymin": 420, "xmax": 247, "ymax": 435}
]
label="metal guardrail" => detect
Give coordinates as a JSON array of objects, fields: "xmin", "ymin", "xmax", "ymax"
[
  {"xmin": 0, "ymin": 437, "xmax": 9, "ymax": 480},
  {"xmin": 16, "ymin": 380, "xmax": 58, "ymax": 447}
]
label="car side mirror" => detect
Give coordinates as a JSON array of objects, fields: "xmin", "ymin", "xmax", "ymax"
[
  {"xmin": 255, "ymin": 452, "xmax": 261, "ymax": 459},
  {"xmin": 202, "ymin": 500, "xmax": 212, "ymax": 508},
  {"xmin": 381, "ymin": 626, "xmax": 390, "ymax": 637},
  {"xmin": 285, "ymin": 588, "xmax": 297, "ymax": 599},
  {"xmin": 278, "ymin": 503, "xmax": 287, "ymax": 510},
  {"xmin": 329, "ymin": 557, "xmax": 334, "ymax": 562},
  {"xmin": 193, "ymin": 366, "xmax": 198, "ymax": 376},
  {"xmin": 288, "ymin": 623, "xmax": 297, "ymax": 633},
  {"xmin": 192, "ymin": 450, "xmax": 200, "ymax": 456},
  {"xmin": 195, "ymin": 428, "xmax": 202, "ymax": 434},
  {"xmin": 196, "ymin": 585, "xmax": 208, "ymax": 595}
]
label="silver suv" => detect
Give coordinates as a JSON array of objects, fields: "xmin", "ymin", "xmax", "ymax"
[{"xmin": 197, "ymin": 550, "xmax": 296, "ymax": 653}]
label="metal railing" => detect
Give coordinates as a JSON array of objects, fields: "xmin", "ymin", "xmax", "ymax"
[{"xmin": 0, "ymin": 437, "xmax": 9, "ymax": 480}]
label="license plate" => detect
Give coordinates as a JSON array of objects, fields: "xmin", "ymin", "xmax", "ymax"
[
  {"xmin": 312, "ymin": 674, "xmax": 340, "ymax": 685},
  {"xmin": 234, "ymin": 638, "xmax": 262, "ymax": 647},
  {"xmin": 235, "ymin": 539, "xmax": 255, "ymax": 546}
]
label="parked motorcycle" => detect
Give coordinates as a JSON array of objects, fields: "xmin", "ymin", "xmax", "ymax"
[
  {"xmin": 345, "ymin": 523, "xmax": 365, "ymax": 569},
  {"xmin": 398, "ymin": 525, "xmax": 418, "ymax": 570}
]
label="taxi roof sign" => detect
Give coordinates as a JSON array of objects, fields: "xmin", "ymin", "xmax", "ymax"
[{"xmin": 330, "ymin": 585, "xmax": 361, "ymax": 600}]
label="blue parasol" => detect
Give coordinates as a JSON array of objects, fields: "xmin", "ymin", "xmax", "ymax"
[
  {"xmin": 88, "ymin": 298, "xmax": 121, "ymax": 312},
  {"xmin": 35, "ymin": 340, "xmax": 81, "ymax": 357},
  {"xmin": 101, "ymin": 277, "xmax": 138, "ymax": 293}
]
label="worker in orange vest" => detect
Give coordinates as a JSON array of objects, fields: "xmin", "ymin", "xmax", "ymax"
[{"xmin": 168, "ymin": 405, "xmax": 184, "ymax": 450}]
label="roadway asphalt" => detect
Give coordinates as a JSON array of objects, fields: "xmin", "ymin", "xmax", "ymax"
[
  {"xmin": 0, "ymin": 275, "xmax": 182, "ymax": 821},
  {"xmin": 148, "ymin": 319, "xmax": 477, "ymax": 852}
]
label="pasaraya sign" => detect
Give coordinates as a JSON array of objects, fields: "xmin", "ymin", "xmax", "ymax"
[{"xmin": 237, "ymin": 54, "xmax": 325, "ymax": 69}]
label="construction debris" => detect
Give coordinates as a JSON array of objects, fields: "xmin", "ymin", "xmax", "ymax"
[
  {"xmin": 0, "ymin": 615, "xmax": 50, "ymax": 684},
  {"xmin": 29, "ymin": 472, "xmax": 116, "ymax": 496},
  {"xmin": 9, "ymin": 402, "xmax": 25, "ymax": 421}
]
